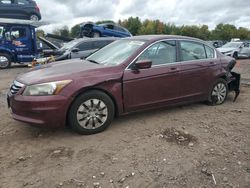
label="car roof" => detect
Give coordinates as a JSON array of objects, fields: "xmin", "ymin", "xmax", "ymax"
[
  {"xmin": 75, "ymin": 37, "xmax": 118, "ymax": 42},
  {"xmin": 127, "ymin": 35, "xmax": 205, "ymax": 43}
]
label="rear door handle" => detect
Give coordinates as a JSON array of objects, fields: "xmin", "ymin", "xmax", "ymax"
[{"xmin": 210, "ymin": 62, "xmax": 216, "ymax": 65}]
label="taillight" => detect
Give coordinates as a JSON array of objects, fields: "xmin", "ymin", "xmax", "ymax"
[{"xmin": 36, "ymin": 5, "xmax": 40, "ymax": 12}]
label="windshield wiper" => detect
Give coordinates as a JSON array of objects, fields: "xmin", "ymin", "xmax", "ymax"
[{"xmin": 87, "ymin": 59, "xmax": 100, "ymax": 64}]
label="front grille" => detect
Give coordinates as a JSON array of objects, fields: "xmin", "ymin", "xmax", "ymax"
[{"xmin": 10, "ymin": 80, "xmax": 25, "ymax": 95}]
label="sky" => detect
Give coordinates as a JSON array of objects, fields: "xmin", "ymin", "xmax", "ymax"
[{"xmin": 37, "ymin": 0, "xmax": 250, "ymax": 33}]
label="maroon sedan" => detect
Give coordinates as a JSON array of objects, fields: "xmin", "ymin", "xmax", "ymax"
[{"xmin": 7, "ymin": 35, "xmax": 240, "ymax": 134}]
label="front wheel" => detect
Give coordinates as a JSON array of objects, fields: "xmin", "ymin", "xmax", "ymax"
[
  {"xmin": 68, "ymin": 90, "xmax": 115, "ymax": 134},
  {"xmin": 0, "ymin": 53, "xmax": 11, "ymax": 69},
  {"xmin": 207, "ymin": 79, "xmax": 228, "ymax": 105}
]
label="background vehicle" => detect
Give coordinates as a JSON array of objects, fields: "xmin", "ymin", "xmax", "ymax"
[
  {"xmin": 80, "ymin": 22, "xmax": 132, "ymax": 38},
  {"xmin": 218, "ymin": 41, "xmax": 250, "ymax": 59},
  {"xmin": 8, "ymin": 35, "xmax": 240, "ymax": 134},
  {"xmin": 54, "ymin": 37, "xmax": 118, "ymax": 61},
  {"xmin": 0, "ymin": 19, "xmax": 39, "ymax": 68},
  {"xmin": 206, "ymin": 40, "xmax": 224, "ymax": 48},
  {"xmin": 0, "ymin": 0, "xmax": 41, "ymax": 21}
]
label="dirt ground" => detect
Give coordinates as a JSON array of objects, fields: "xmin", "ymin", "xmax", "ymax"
[{"xmin": 0, "ymin": 60, "xmax": 249, "ymax": 188}]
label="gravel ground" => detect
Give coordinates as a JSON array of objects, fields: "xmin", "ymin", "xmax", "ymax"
[{"xmin": 0, "ymin": 61, "xmax": 249, "ymax": 188}]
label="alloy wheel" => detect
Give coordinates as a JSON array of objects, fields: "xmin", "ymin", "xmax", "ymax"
[
  {"xmin": 0, "ymin": 56, "xmax": 9, "ymax": 68},
  {"xmin": 211, "ymin": 82, "xmax": 227, "ymax": 104},
  {"xmin": 30, "ymin": 15, "xmax": 39, "ymax": 21},
  {"xmin": 76, "ymin": 99, "xmax": 108, "ymax": 129}
]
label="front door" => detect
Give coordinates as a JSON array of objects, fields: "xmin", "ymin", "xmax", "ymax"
[
  {"xmin": 123, "ymin": 40, "xmax": 181, "ymax": 112},
  {"xmin": 9, "ymin": 26, "xmax": 34, "ymax": 62}
]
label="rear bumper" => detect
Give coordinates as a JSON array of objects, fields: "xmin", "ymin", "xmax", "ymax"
[
  {"xmin": 227, "ymin": 71, "xmax": 241, "ymax": 101},
  {"xmin": 8, "ymin": 93, "xmax": 71, "ymax": 128}
]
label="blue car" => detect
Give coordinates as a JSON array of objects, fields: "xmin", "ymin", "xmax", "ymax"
[{"xmin": 80, "ymin": 22, "xmax": 132, "ymax": 38}]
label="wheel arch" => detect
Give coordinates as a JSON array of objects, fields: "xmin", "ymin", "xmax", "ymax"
[
  {"xmin": 66, "ymin": 87, "xmax": 120, "ymax": 125},
  {"xmin": 0, "ymin": 50, "xmax": 16, "ymax": 62},
  {"xmin": 28, "ymin": 12, "xmax": 41, "ymax": 19}
]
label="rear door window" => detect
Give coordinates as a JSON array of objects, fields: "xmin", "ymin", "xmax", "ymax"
[
  {"xmin": 205, "ymin": 45, "xmax": 215, "ymax": 59},
  {"xmin": 77, "ymin": 42, "xmax": 94, "ymax": 51},
  {"xmin": 180, "ymin": 41, "xmax": 206, "ymax": 61},
  {"xmin": 17, "ymin": 0, "xmax": 29, "ymax": 5},
  {"xmin": 93, "ymin": 40, "xmax": 112, "ymax": 49},
  {"xmin": 0, "ymin": 0, "xmax": 12, "ymax": 4}
]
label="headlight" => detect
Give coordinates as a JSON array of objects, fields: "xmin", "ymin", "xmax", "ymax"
[{"xmin": 23, "ymin": 80, "xmax": 72, "ymax": 96}]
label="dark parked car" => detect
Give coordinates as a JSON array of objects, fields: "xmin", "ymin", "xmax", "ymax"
[
  {"xmin": 54, "ymin": 37, "xmax": 118, "ymax": 61},
  {"xmin": 7, "ymin": 35, "xmax": 240, "ymax": 134},
  {"xmin": 0, "ymin": 0, "xmax": 41, "ymax": 21},
  {"xmin": 80, "ymin": 22, "xmax": 132, "ymax": 38}
]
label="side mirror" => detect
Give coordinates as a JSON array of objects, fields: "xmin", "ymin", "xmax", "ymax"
[
  {"xmin": 133, "ymin": 60, "xmax": 152, "ymax": 70},
  {"xmin": 71, "ymin": 48, "xmax": 79, "ymax": 53}
]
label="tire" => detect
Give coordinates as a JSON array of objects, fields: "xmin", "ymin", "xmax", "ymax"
[
  {"xmin": 233, "ymin": 52, "xmax": 238, "ymax": 59},
  {"xmin": 207, "ymin": 79, "xmax": 228, "ymax": 105},
  {"xmin": 0, "ymin": 53, "xmax": 11, "ymax": 69},
  {"xmin": 93, "ymin": 32, "xmax": 101, "ymax": 38},
  {"xmin": 30, "ymin": 14, "xmax": 39, "ymax": 21},
  {"xmin": 68, "ymin": 90, "xmax": 115, "ymax": 134}
]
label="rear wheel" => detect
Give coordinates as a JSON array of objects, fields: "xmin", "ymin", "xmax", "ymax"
[
  {"xmin": 0, "ymin": 53, "xmax": 11, "ymax": 69},
  {"xmin": 30, "ymin": 14, "xmax": 39, "ymax": 21},
  {"xmin": 207, "ymin": 79, "xmax": 228, "ymax": 105},
  {"xmin": 68, "ymin": 90, "xmax": 115, "ymax": 134}
]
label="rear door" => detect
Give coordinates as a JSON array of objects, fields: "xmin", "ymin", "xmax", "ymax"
[
  {"xmin": 102, "ymin": 24, "xmax": 117, "ymax": 37},
  {"xmin": 12, "ymin": 0, "xmax": 31, "ymax": 19},
  {"xmin": 123, "ymin": 40, "xmax": 181, "ymax": 112},
  {"xmin": 178, "ymin": 40, "xmax": 220, "ymax": 101},
  {"xmin": 113, "ymin": 26, "xmax": 129, "ymax": 37},
  {"xmin": 0, "ymin": 0, "xmax": 16, "ymax": 18}
]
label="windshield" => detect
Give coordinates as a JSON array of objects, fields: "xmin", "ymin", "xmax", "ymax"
[
  {"xmin": 60, "ymin": 39, "xmax": 80, "ymax": 50},
  {"xmin": 86, "ymin": 39, "xmax": 145, "ymax": 66},
  {"xmin": 222, "ymin": 42, "xmax": 243, "ymax": 48}
]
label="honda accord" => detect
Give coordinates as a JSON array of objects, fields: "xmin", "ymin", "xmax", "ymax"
[{"xmin": 7, "ymin": 35, "xmax": 240, "ymax": 134}]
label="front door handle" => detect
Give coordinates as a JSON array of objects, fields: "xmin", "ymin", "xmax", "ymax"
[{"xmin": 170, "ymin": 67, "xmax": 179, "ymax": 72}]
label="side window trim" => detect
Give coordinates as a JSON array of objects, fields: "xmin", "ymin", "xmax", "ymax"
[{"xmin": 204, "ymin": 45, "xmax": 215, "ymax": 59}]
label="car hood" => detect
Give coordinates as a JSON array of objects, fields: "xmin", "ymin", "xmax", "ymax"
[
  {"xmin": 217, "ymin": 47, "xmax": 237, "ymax": 53},
  {"xmin": 16, "ymin": 59, "xmax": 123, "ymax": 85}
]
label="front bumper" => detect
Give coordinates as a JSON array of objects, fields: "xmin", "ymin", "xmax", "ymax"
[{"xmin": 7, "ymin": 92, "xmax": 71, "ymax": 128}]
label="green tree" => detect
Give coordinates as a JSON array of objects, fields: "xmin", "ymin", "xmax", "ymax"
[
  {"xmin": 211, "ymin": 23, "xmax": 237, "ymax": 41},
  {"xmin": 52, "ymin": 26, "xmax": 70, "ymax": 37},
  {"xmin": 96, "ymin": 20, "xmax": 114, "ymax": 24},
  {"xmin": 70, "ymin": 24, "xmax": 80, "ymax": 38},
  {"xmin": 122, "ymin": 17, "xmax": 142, "ymax": 36},
  {"xmin": 36, "ymin": 29, "xmax": 45, "ymax": 37},
  {"xmin": 237, "ymin": 27, "xmax": 250, "ymax": 40}
]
